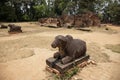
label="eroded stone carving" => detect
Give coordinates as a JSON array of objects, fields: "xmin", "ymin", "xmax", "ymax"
[
  {"xmin": 8, "ymin": 24, "xmax": 22, "ymax": 33},
  {"xmin": 46, "ymin": 35, "xmax": 89, "ymax": 73},
  {"xmin": 51, "ymin": 35, "xmax": 86, "ymax": 64}
]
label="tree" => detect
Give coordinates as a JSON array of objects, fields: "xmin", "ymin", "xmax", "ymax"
[
  {"xmin": 0, "ymin": 0, "xmax": 17, "ymax": 21},
  {"xmin": 102, "ymin": 0, "xmax": 120, "ymax": 24},
  {"xmin": 33, "ymin": 4, "xmax": 47, "ymax": 19},
  {"xmin": 0, "ymin": 0, "xmax": 119, "ymax": 24}
]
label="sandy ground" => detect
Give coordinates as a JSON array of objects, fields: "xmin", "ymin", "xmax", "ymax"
[{"xmin": 0, "ymin": 22, "xmax": 120, "ymax": 80}]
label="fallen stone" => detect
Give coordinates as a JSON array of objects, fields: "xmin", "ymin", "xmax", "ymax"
[{"xmin": 76, "ymin": 28, "xmax": 92, "ymax": 32}]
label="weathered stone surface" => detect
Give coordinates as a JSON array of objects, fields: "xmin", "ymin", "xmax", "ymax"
[
  {"xmin": 46, "ymin": 57, "xmax": 57, "ymax": 68},
  {"xmin": 39, "ymin": 12, "xmax": 100, "ymax": 28},
  {"xmin": 0, "ymin": 25, "xmax": 8, "ymax": 29},
  {"xmin": 39, "ymin": 18, "xmax": 60, "ymax": 28},
  {"xmin": 46, "ymin": 54, "xmax": 90, "ymax": 73},
  {"xmin": 46, "ymin": 35, "xmax": 89, "ymax": 73},
  {"xmin": 51, "ymin": 35, "xmax": 87, "ymax": 64},
  {"xmin": 76, "ymin": 28, "xmax": 92, "ymax": 32},
  {"xmin": 8, "ymin": 24, "xmax": 22, "ymax": 33}
]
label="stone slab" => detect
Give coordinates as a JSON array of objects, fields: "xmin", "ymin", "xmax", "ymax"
[
  {"xmin": 76, "ymin": 28, "xmax": 92, "ymax": 32},
  {"xmin": 46, "ymin": 55, "xmax": 90, "ymax": 73},
  {"xmin": 46, "ymin": 57, "xmax": 57, "ymax": 68}
]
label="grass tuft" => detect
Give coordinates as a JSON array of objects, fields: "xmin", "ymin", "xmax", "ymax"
[{"xmin": 54, "ymin": 66, "xmax": 81, "ymax": 80}]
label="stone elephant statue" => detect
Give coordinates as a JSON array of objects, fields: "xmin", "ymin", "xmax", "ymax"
[{"xmin": 51, "ymin": 35, "xmax": 86, "ymax": 64}]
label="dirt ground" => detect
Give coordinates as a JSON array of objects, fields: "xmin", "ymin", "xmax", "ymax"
[{"xmin": 0, "ymin": 22, "xmax": 120, "ymax": 80}]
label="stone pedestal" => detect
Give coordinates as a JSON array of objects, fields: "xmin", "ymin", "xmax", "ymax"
[{"xmin": 46, "ymin": 55, "xmax": 90, "ymax": 73}]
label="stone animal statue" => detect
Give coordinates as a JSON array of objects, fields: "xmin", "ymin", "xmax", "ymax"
[
  {"xmin": 0, "ymin": 25, "xmax": 8, "ymax": 29},
  {"xmin": 8, "ymin": 24, "xmax": 22, "ymax": 32},
  {"xmin": 51, "ymin": 35, "xmax": 86, "ymax": 64}
]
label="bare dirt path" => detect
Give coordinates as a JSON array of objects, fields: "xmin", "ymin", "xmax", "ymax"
[{"xmin": 0, "ymin": 22, "xmax": 120, "ymax": 80}]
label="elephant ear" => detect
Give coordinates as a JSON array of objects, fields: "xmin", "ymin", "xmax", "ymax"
[
  {"xmin": 57, "ymin": 35, "xmax": 67, "ymax": 42},
  {"xmin": 66, "ymin": 35, "xmax": 73, "ymax": 40}
]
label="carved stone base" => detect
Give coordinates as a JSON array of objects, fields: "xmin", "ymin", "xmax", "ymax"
[
  {"xmin": 8, "ymin": 31, "xmax": 22, "ymax": 34},
  {"xmin": 46, "ymin": 54, "xmax": 90, "ymax": 73}
]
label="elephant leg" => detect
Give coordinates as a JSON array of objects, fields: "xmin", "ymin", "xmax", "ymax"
[
  {"xmin": 61, "ymin": 56, "xmax": 73, "ymax": 64},
  {"xmin": 54, "ymin": 52, "xmax": 61, "ymax": 59},
  {"xmin": 60, "ymin": 53, "xmax": 66, "ymax": 59}
]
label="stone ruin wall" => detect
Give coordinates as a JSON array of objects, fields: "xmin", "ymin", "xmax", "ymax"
[{"xmin": 38, "ymin": 12, "xmax": 101, "ymax": 28}]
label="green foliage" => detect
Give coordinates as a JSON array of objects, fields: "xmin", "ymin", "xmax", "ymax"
[
  {"xmin": 101, "ymin": 0, "xmax": 120, "ymax": 24},
  {"xmin": 77, "ymin": 0, "xmax": 96, "ymax": 13},
  {"xmin": 54, "ymin": 0, "xmax": 64, "ymax": 15},
  {"xmin": 0, "ymin": 5, "xmax": 17, "ymax": 21},
  {"xmin": 22, "ymin": 14, "xmax": 30, "ymax": 21},
  {"xmin": 54, "ymin": 66, "xmax": 80, "ymax": 80},
  {"xmin": 33, "ymin": 4, "xmax": 47, "ymax": 19},
  {"xmin": 0, "ymin": 0, "xmax": 119, "ymax": 24}
]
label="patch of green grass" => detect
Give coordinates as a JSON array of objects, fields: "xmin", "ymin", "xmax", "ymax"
[
  {"xmin": 54, "ymin": 66, "xmax": 81, "ymax": 80},
  {"xmin": 105, "ymin": 44, "xmax": 120, "ymax": 53}
]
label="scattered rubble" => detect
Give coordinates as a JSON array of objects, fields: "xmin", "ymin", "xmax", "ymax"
[{"xmin": 38, "ymin": 12, "xmax": 101, "ymax": 28}]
